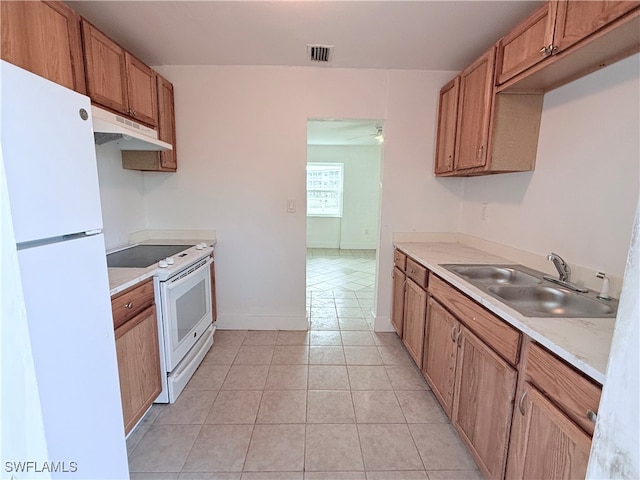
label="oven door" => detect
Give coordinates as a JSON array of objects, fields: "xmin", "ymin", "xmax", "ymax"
[{"xmin": 161, "ymin": 257, "xmax": 213, "ymax": 371}]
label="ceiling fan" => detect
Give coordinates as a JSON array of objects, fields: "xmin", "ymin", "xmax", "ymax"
[{"xmin": 347, "ymin": 125, "xmax": 384, "ymax": 143}]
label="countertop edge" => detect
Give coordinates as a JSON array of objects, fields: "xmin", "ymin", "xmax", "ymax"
[
  {"xmin": 108, "ymin": 268, "xmax": 156, "ymax": 297},
  {"xmin": 395, "ymin": 241, "xmax": 613, "ymax": 385}
]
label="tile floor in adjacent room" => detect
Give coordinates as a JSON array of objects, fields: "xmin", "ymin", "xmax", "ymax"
[{"xmin": 126, "ymin": 250, "xmax": 481, "ymax": 479}]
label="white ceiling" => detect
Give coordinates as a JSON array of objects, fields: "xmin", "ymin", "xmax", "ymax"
[
  {"xmin": 308, "ymin": 119, "xmax": 383, "ymax": 146},
  {"xmin": 66, "ymin": 1, "xmax": 542, "ymax": 71}
]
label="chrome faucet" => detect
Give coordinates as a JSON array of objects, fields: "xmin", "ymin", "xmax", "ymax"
[
  {"xmin": 547, "ymin": 253, "xmax": 571, "ymax": 282},
  {"xmin": 543, "ymin": 253, "xmax": 588, "ymax": 293}
]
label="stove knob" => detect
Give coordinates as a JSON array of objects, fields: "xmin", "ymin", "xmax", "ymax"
[
  {"xmin": 200, "ymin": 242, "xmax": 208, "ymax": 248},
  {"xmin": 166, "ymin": 257, "xmax": 175, "ymax": 265},
  {"xmin": 195, "ymin": 244, "xmax": 204, "ymax": 250},
  {"xmin": 158, "ymin": 260, "xmax": 168, "ymax": 268}
]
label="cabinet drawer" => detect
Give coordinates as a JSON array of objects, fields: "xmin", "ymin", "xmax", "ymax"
[
  {"xmin": 111, "ymin": 278, "xmax": 155, "ymax": 330},
  {"xmin": 429, "ymin": 274, "xmax": 521, "ymax": 365},
  {"xmin": 525, "ymin": 342, "xmax": 601, "ymax": 436},
  {"xmin": 394, "ymin": 249, "xmax": 407, "ymax": 271},
  {"xmin": 406, "ymin": 258, "xmax": 427, "ymax": 288}
]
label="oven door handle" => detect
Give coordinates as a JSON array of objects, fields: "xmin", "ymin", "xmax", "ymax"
[{"xmin": 164, "ymin": 257, "xmax": 213, "ymax": 291}]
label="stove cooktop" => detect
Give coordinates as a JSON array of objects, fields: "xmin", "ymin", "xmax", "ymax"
[{"xmin": 106, "ymin": 245, "xmax": 194, "ymax": 268}]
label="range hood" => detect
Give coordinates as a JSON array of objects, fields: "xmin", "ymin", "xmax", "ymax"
[{"xmin": 91, "ymin": 105, "xmax": 172, "ymax": 151}]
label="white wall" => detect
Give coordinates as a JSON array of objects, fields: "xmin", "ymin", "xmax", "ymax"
[
  {"xmin": 95, "ymin": 143, "xmax": 147, "ymax": 251},
  {"xmin": 307, "ymin": 144, "xmax": 382, "ymax": 250},
  {"xmin": 306, "ymin": 217, "xmax": 341, "ymax": 249},
  {"xmin": 459, "ymin": 54, "xmax": 640, "ymax": 285},
  {"xmin": 146, "ymin": 65, "xmax": 462, "ymax": 329}
]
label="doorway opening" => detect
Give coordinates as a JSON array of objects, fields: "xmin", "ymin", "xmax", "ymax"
[{"xmin": 305, "ymin": 119, "xmax": 384, "ymax": 331}]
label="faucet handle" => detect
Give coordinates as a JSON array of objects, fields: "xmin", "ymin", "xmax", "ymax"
[{"xmin": 547, "ymin": 253, "xmax": 571, "ymax": 282}]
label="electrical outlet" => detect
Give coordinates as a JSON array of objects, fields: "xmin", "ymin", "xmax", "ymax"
[
  {"xmin": 287, "ymin": 200, "xmax": 296, "ymax": 213},
  {"xmin": 481, "ymin": 203, "xmax": 489, "ymax": 221}
]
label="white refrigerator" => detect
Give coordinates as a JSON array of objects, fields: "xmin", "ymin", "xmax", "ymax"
[{"xmin": 1, "ymin": 61, "xmax": 129, "ymax": 478}]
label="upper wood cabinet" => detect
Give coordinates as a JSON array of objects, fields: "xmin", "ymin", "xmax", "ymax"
[
  {"xmin": 434, "ymin": 77, "xmax": 460, "ymax": 175},
  {"xmin": 82, "ymin": 20, "xmax": 157, "ymax": 127},
  {"xmin": 126, "ymin": 53, "xmax": 157, "ymax": 127},
  {"xmin": 1, "ymin": 1, "xmax": 86, "ymax": 93},
  {"xmin": 496, "ymin": 0, "xmax": 640, "ymax": 91},
  {"xmin": 437, "ymin": 1, "xmax": 639, "ymax": 176},
  {"xmin": 495, "ymin": 3, "xmax": 556, "ymax": 85},
  {"xmin": 122, "ymin": 73, "xmax": 178, "ymax": 172},
  {"xmin": 553, "ymin": 0, "xmax": 640, "ymax": 53},
  {"xmin": 436, "ymin": 47, "xmax": 541, "ymax": 177},
  {"xmin": 454, "ymin": 48, "xmax": 495, "ymax": 171},
  {"xmin": 156, "ymin": 73, "xmax": 178, "ymax": 171}
]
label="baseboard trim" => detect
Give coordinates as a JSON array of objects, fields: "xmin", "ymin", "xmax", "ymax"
[
  {"xmin": 339, "ymin": 241, "xmax": 377, "ymax": 250},
  {"xmin": 215, "ymin": 314, "xmax": 309, "ymax": 331},
  {"xmin": 373, "ymin": 316, "xmax": 395, "ymax": 332},
  {"xmin": 306, "ymin": 241, "xmax": 341, "ymax": 249}
]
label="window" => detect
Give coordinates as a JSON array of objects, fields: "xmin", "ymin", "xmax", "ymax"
[{"xmin": 306, "ymin": 163, "xmax": 343, "ymax": 217}]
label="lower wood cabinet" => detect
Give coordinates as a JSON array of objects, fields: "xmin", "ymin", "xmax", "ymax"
[
  {"xmin": 506, "ymin": 382, "xmax": 591, "ymax": 479},
  {"xmin": 394, "ymin": 250, "xmax": 602, "ymax": 479},
  {"xmin": 423, "ymin": 292, "xmax": 517, "ymax": 479},
  {"xmin": 402, "ymin": 277, "xmax": 427, "ymax": 368},
  {"xmin": 453, "ymin": 326, "xmax": 517, "ymax": 479},
  {"xmin": 391, "ymin": 266, "xmax": 406, "ymax": 337},
  {"xmin": 112, "ymin": 279, "xmax": 162, "ymax": 434},
  {"xmin": 422, "ymin": 297, "xmax": 458, "ymax": 417}
]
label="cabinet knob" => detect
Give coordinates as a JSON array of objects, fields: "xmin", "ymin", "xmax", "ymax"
[
  {"xmin": 124, "ymin": 302, "xmax": 134, "ymax": 309},
  {"xmin": 587, "ymin": 410, "xmax": 598, "ymax": 423},
  {"xmin": 518, "ymin": 390, "xmax": 528, "ymax": 415},
  {"xmin": 539, "ymin": 46, "xmax": 549, "ymax": 56}
]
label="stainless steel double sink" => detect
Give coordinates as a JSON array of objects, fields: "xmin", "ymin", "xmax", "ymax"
[{"xmin": 440, "ymin": 264, "xmax": 618, "ymax": 318}]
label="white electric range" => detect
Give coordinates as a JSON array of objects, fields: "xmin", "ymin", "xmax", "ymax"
[{"xmin": 107, "ymin": 243, "xmax": 216, "ymax": 403}]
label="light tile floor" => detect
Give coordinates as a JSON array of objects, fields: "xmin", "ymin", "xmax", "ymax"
[{"xmin": 126, "ymin": 250, "xmax": 481, "ymax": 479}]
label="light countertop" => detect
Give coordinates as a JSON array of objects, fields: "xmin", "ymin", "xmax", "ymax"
[
  {"xmin": 394, "ymin": 241, "xmax": 614, "ymax": 384},
  {"xmin": 108, "ymin": 267, "xmax": 156, "ymax": 296}
]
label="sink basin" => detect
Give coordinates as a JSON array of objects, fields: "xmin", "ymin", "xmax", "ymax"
[
  {"xmin": 444, "ymin": 265, "xmax": 542, "ymax": 286},
  {"xmin": 488, "ymin": 285, "xmax": 616, "ymax": 318},
  {"xmin": 440, "ymin": 263, "xmax": 617, "ymax": 318}
]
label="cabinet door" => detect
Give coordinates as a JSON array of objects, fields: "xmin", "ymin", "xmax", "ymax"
[
  {"xmin": 402, "ymin": 278, "xmax": 427, "ymax": 368},
  {"xmin": 82, "ymin": 20, "xmax": 129, "ymax": 115},
  {"xmin": 157, "ymin": 73, "xmax": 178, "ymax": 170},
  {"xmin": 434, "ymin": 77, "xmax": 460, "ymax": 175},
  {"xmin": 496, "ymin": 3, "xmax": 556, "ymax": 84},
  {"xmin": 422, "ymin": 297, "xmax": 458, "ymax": 418},
  {"xmin": 126, "ymin": 52, "xmax": 157, "ymax": 127},
  {"xmin": 454, "ymin": 48, "xmax": 496, "ymax": 171},
  {"xmin": 115, "ymin": 305, "xmax": 162, "ymax": 434},
  {"xmin": 1, "ymin": 1, "xmax": 86, "ymax": 93},
  {"xmin": 506, "ymin": 383, "xmax": 591, "ymax": 480},
  {"xmin": 453, "ymin": 327, "xmax": 517, "ymax": 480},
  {"xmin": 391, "ymin": 266, "xmax": 406, "ymax": 337},
  {"xmin": 553, "ymin": 0, "xmax": 640, "ymax": 53}
]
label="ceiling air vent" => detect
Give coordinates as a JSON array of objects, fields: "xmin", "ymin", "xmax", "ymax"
[{"xmin": 307, "ymin": 44, "xmax": 333, "ymax": 63}]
